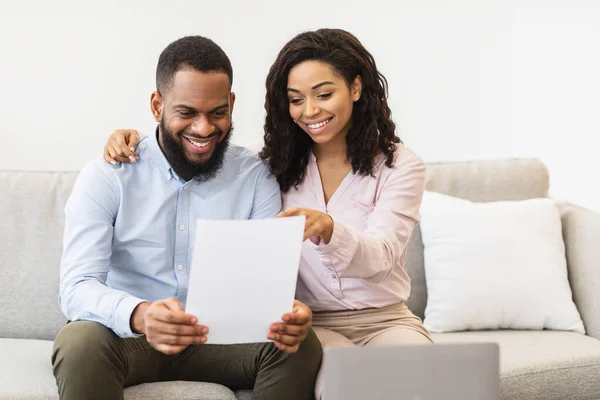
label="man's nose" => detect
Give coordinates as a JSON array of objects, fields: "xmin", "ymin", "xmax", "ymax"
[{"xmin": 189, "ymin": 115, "xmax": 216, "ymax": 137}]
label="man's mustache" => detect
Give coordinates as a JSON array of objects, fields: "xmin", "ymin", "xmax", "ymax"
[{"xmin": 182, "ymin": 131, "xmax": 221, "ymax": 140}]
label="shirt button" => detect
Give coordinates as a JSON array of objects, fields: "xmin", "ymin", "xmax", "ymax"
[
  {"xmin": 179, "ymin": 224, "xmax": 185, "ymax": 230},
  {"xmin": 183, "ymin": 186, "xmax": 188, "ymax": 191},
  {"xmin": 332, "ymin": 274, "xmax": 337, "ymax": 279},
  {"xmin": 177, "ymin": 264, "xmax": 184, "ymax": 271}
]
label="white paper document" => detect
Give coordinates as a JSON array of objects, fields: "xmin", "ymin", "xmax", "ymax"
[{"xmin": 185, "ymin": 216, "xmax": 306, "ymax": 344}]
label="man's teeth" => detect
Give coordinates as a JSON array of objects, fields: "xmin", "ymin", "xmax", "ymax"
[
  {"xmin": 188, "ymin": 138, "xmax": 210, "ymax": 147},
  {"xmin": 308, "ymin": 119, "xmax": 331, "ymax": 129}
]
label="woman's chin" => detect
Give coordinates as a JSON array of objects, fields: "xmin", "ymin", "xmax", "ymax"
[{"xmin": 306, "ymin": 131, "xmax": 336, "ymax": 145}]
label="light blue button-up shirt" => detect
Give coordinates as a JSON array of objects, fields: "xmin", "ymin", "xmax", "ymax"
[{"xmin": 59, "ymin": 133, "xmax": 281, "ymax": 338}]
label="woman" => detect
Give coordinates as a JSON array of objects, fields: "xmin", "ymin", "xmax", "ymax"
[{"xmin": 104, "ymin": 28, "xmax": 432, "ymax": 398}]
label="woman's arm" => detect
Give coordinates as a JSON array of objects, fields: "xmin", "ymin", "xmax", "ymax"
[
  {"xmin": 103, "ymin": 129, "xmax": 142, "ymax": 165},
  {"xmin": 318, "ymin": 152, "xmax": 425, "ymax": 282}
]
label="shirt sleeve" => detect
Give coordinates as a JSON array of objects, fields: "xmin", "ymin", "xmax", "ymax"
[
  {"xmin": 315, "ymin": 150, "xmax": 426, "ymax": 282},
  {"xmin": 59, "ymin": 160, "xmax": 146, "ymax": 338},
  {"xmin": 249, "ymin": 162, "xmax": 283, "ymax": 219}
]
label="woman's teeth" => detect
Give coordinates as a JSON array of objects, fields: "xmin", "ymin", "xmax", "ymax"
[{"xmin": 307, "ymin": 118, "xmax": 331, "ymax": 129}]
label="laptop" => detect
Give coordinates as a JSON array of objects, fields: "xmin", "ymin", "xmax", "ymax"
[{"xmin": 321, "ymin": 343, "xmax": 500, "ymax": 400}]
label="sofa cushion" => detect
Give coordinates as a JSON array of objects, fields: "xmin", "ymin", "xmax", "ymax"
[
  {"xmin": 419, "ymin": 193, "xmax": 584, "ymax": 334},
  {"xmin": 125, "ymin": 382, "xmax": 237, "ymax": 400},
  {"xmin": 405, "ymin": 159, "xmax": 550, "ymax": 319},
  {"xmin": 0, "ymin": 338, "xmax": 240, "ymax": 400},
  {"xmin": 235, "ymin": 390, "xmax": 253, "ymax": 400},
  {"xmin": 0, "ymin": 338, "xmax": 58, "ymax": 399},
  {"xmin": 433, "ymin": 330, "xmax": 600, "ymax": 400}
]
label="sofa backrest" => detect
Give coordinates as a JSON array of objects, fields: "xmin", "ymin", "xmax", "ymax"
[
  {"xmin": 0, "ymin": 159, "xmax": 550, "ymax": 340},
  {"xmin": 404, "ymin": 158, "xmax": 550, "ymax": 318},
  {"xmin": 0, "ymin": 171, "xmax": 78, "ymax": 340}
]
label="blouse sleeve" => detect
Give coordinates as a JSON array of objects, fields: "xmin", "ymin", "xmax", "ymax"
[{"xmin": 315, "ymin": 150, "xmax": 426, "ymax": 282}]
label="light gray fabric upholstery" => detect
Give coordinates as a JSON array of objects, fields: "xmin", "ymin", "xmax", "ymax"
[
  {"xmin": 433, "ymin": 330, "xmax": 600, "ymax": 400},
  {"xmin": 234, "ymin": 390, "xmax": 253, "ymax": 400},
  {"xmin": 561, "ymin": 203, "xmax": 600, "ymax": 340},
  {"xmin": 0, "ymin": 171, "xmax": 78, "ymax": 340},
  {"xmin": 423, "ymin": 158, "xmax": 550, "ymax": 202},
  {"xmin": 404, "ymin": 224, "xmax": 427, "ymax": 318},
  {"xmin": 0, "ymin": 338, "xmax": 238, "ymax": 400},
  {"xmin": 0, "ymin": 339, "xmax": 58, "ymax": 399},
  {"xmin": 405, "ymin": 159, "xmax": 551, "ymax": 319},
  {"xmin": 125, "ymin": 382, "xmax": 237, "ymax": 400}
]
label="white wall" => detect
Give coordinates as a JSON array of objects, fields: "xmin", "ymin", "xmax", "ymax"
[{"xmin": 1, "ymin": 0, "xmax": 599, "ymax": 212}]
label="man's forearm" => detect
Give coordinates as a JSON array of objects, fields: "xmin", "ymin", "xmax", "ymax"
[{"xmin": 59, "ymin": 279, "xmax": 146, "ymax": 338}]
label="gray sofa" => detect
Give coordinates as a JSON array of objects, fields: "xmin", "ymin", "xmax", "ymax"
[{"xmin": 1, "ymin": 158, "xmax": 599, "ymax": 400}]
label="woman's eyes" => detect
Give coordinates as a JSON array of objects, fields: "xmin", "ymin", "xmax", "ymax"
[{"xmin": 289, "ymin": 93, "xmax": 333, "ymax": 104}]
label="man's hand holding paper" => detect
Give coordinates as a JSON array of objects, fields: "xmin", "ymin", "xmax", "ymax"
[{"xmin": 268, "ymin": 299, "xmax": 313, "ymax": 353}]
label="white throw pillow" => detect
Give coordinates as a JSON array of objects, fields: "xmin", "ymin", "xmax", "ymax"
[{"xmin": 419, "ymin": 191, "xmax": 585, "ymax": 334}]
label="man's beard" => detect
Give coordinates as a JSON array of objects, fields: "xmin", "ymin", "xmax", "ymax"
[{"xmin": 159, "ymin": 117, "xmax": 232, "ymax": 182}]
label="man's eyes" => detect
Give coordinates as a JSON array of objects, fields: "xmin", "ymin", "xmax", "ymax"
[
  {"xmin": 176, "ymin": 110, "xmax": 228, "ymax": 118},
  {"xmin": 177, "ymin": 110, "xmax": 195, "ymax": 117}
]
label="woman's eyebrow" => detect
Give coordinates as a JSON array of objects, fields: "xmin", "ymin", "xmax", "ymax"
[{"xmin": 287, "ymin": 81, "xmax": 336, "ymax": 93}]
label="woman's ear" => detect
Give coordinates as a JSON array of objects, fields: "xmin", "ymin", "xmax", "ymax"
[
  {"xmin": 150, "ymin": 91, "xmax": 163, "ymax": 122},
  {"xmin": 351, "ymin": 75, "xmax": 363, "ymax": 102}
]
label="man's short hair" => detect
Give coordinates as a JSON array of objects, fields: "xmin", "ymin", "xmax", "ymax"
[{"xmin": 156, "ymin": 35, "xmax": 233, "ymax": 95}]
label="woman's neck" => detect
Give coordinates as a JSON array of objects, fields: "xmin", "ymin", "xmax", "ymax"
[{"xmin": 312, "ymin": 131, "xmax": 348, "ymax": 163}]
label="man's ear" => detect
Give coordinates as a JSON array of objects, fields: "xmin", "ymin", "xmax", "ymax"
[
  {"xmin": 229, "ymin": 92, "xmax": 236, "ymax": 116},
  {"xmin": 150, "ymin": 91, "xmax": 163, "ymax": 122}
]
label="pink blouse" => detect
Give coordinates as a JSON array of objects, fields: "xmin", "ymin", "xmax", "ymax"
[{"xmin": 283, "ymin": 145, "xmax": 426, "ymax": 312}]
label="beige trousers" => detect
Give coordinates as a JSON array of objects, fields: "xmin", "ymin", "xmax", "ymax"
[{"xmin": 312, "ymin": 302, "xmax": 433, "ymax": 400}]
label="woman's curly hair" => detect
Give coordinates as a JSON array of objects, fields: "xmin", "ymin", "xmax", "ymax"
[{"xmin": 260, "ymin": 28, "xmax": 401, "ymax": 193}]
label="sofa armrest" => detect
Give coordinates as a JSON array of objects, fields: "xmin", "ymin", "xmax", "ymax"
[{"xmin": 561, "ymin": 203, "xmax": 600, "ymax": 340}]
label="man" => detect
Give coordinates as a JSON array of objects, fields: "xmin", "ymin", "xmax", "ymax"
[{"xmin": 52, "ymin": 35, "xmax": 321, "ymax": 400}]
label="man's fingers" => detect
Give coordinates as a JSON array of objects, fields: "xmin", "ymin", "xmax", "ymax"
[
  {"xmin": 150, "ymin": 307, "xmax": 196, "ymax": 325},
  {"xmin": 269, "ymin": 322, "xmax": 307, "ymax": 337},
  {"xmin": 273, "ymin": 341, "xmax": 300, "ymax": 353},
  {"xmin": 281, "ymin": 311, "xmax": 310, "ymax": 325},
  {"xmin": 155, "ymin": 321, "xmax": 208, "ymax": 336},
  {"xmin": 160, "ymin": 297, "xmax": 199, "ymax": 323},
  {"xmin": 162, "ymin": 297, "xmax": 185, "ymax": 312},
  {"xmin": 268, "ymin": 331, "xmax": 303, "ymax": 346},
  {"xmin": 153, "ymin": 333, "xmax": 207, "ymax": 346},
  {"xmin": 152, "ymin": 343, "xmax": 189, "ymax": 355}
]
